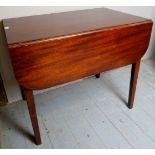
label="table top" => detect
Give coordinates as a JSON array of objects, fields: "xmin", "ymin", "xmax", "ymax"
[{"xmin": 3, "ymin": 7, "xmax": 150, "ymax": 45}]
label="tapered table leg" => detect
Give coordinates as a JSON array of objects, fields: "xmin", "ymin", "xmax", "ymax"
[
  {"xmin": 23, "ymin": 88, "xmax": 41, "ymax": 145},
  {"xmin": 128, "ymin": 60, "xmax": 141, "ymax": 109},
  {"xmin": 95, "ymin": 74, "xmax": 100, "ymax": 78}
]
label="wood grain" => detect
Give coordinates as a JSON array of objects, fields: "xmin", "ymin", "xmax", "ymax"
[
  {"xmin": 8, "ymin": 22, "xmax": 152, "ymax": 90},
  {"xmin": 2, "ymin": 8, "xmax": 153, "ymax": 145},
  {"xmin": 3, "ymin": 8, "xmax": 149, "ymax": 45}
]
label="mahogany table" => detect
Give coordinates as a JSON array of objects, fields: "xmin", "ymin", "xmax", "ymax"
[{"xmin": 3, "ymin": 8, "xmax": 153, "ymax": 145}]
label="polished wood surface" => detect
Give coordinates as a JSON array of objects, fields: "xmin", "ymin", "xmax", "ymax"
[
  {"xmin": 3, "ymin": 8, "xmax": 153, "ymax": 145},
  {"xmin": 128, "ymin": 60, "xmax": 141, "ymax": 109},
  {"xmin": 3, "ymin": 8, "xmax": 148, "ymax": 45},
  {"xmin": 23, "ymin": 88, "xmax": 41, "ymax": 145},
  {"xmin": 6, "ymin": 22, "xmax": 152, "ymax": 90}
]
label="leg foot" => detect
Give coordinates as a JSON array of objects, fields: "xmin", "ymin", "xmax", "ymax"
[
  {"xmin": 20, "ymin": 86, "xmax": 25, "ymax": 100},
  {"xmin": 23, "ymin": 88, "xmax": 41, "ymax": 145},
  {"xmin": 128, "ymin": 60, "xmax": 141, "ymax": 109},
  {"xmin": 95, "ymin": 74, "xmax": 100, "ymax": 78}
]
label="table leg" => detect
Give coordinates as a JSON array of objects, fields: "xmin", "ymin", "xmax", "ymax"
[
  {"xmin": 20, "ymin": 86, "xmax": 25, "ymax": 100},
  {"xmin": 95, "ymin": 74, "xmax": 100, "ymax": 78},
  {"xmin": 128, "ymin": 60, "xmax": 141, "ymax": 109},
  {"xmin": 23, "ymin": 88, "xmax": 41, "ymax": 145}
]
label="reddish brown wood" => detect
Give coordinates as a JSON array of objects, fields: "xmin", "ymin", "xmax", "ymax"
[
  {"xmin": 23, "ymin": 88, "xmax": 41, "ymax": 145},
  {"xmin": 95, "ymin": 74, "xmax": 100, "ymax": 78},
  {"xmin": 128, "ymin": 60, "xmax": 141, "ymax": 109},
  {"xmin": 3, "ymin": 8, "xmax": 153, "ymax": 145},
  {"xmin": 3, "ymin": 8, "xmax": 153, "ymax": 90},
  {"xmin": 3, "ymin": 8, "xmax": 150, "ymax": 45},
  {"xmin": 6, "ymin": 22, "xmax": 152, "ymax": 90}
]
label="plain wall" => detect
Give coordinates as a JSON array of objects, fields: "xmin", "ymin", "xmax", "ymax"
[{"xmin": 0, "ymin": 6, "xmax": 155, "ymax": 104}]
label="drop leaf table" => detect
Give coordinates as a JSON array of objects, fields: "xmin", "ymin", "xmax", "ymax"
[{"xmin": 3, "ymin": 8, "xmax": 153, "ymax": 145}]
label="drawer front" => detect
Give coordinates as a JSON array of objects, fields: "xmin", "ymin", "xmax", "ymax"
[{"xmin": 9, "ymin": 22, "xmax": 152, "ymax": 89}]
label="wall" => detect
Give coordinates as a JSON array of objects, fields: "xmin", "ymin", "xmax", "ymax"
[{"xmin": 0, "ymin": 6, "xmax": 155, "ymax": 104}]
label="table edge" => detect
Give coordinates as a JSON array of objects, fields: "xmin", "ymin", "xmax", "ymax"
[{"xmin": 5, "ymin": 19, "xmax": 153, "ymax": 49}]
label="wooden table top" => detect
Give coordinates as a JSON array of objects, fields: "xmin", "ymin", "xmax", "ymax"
[{"xmin": 3, "ymin": 7, "xmax": 150, "ymax": 45}]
